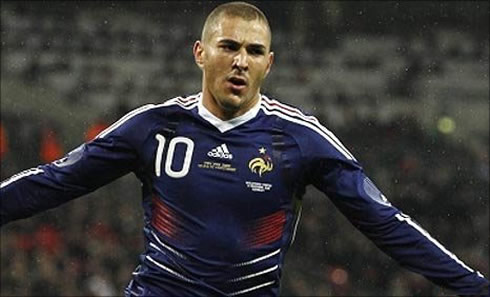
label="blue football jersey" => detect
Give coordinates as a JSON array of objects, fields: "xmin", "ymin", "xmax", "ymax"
[{"xmin": 1, "ymin": 93, "xmax": 488, "ymax": 296}]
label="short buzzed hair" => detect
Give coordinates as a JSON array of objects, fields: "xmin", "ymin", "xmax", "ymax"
[{"xmin": 201, "ymin": 1, "xmax": 271, "ymax": 43}]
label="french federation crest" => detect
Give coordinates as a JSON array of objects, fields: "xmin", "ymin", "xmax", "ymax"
[{"xmin": 248, "ymin": 147, "xmax": 273, "ymax": 177}]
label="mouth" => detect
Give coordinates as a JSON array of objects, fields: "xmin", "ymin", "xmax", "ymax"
[{"xmin": 227, "ymin": 76, "xmax": 247, "ymax": 92}]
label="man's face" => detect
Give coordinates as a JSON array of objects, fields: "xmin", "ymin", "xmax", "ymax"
[{"xmin": 194, "ymin": 15, "xmax": 274, "ymax": 119}]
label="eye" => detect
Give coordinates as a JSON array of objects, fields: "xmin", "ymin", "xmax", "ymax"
[
  {"xmin": 220, "ymin": 43, "xmax": 238, "ymax": 52},
  {"xmin": 247, "ymin": 45, "xmax": 266, "ymax": 56},
  {"xmin": 249, "ymin": 48, "xmax": 265, "ymax": 56}
]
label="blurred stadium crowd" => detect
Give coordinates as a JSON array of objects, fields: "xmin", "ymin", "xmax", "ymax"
[{"xmin": 1, "ymin": 1, "xmax": 488, "ymax": 296}]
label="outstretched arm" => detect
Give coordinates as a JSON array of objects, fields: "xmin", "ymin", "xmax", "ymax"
[
  {"xmin": 0, "ymin": 105, "xmax": 153, "ymax": 226},
  {"xmin": 312, "ymin": 158, "xmax": 489, "ymax": 296},
  {"xmin": 1, "ymin": 139, "xmax": 135, "ymax": 225},
  {"xmin": 290, "ymin": 115, "xmax": 489, "ymax": 295}
]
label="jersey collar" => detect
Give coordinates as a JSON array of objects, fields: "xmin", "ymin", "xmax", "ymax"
[{"xmin": 197, "ymin": 93, "xmax": 262, "ymax": 133}]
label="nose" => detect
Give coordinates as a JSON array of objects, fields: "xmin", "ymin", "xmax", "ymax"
[{"xmin": 232, "ymin": 49, "xmax": 248, "ymax": 71}]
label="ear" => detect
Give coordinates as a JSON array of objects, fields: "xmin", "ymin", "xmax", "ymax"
[
  {"xmin": 264, "ymin": 51, "xmax": 274, "ymax": 78},
  {"xmin": 193, "ymin": 40, "xmax": 205, "ymax": 69}
]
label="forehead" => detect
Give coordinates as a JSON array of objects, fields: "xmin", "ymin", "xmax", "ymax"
[{"xmin": 207, "ymin": 16, "xmax": 271, "ymax": 48}]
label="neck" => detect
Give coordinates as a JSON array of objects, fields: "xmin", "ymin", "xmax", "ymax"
[{"xmin": 201, "ymin": 89, "xmax": 260, "ymax": 121}]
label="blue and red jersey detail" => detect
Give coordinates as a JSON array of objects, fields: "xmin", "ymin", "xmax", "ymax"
[{"xmin": 1, "ymin": 93, "xmax": 488, "ymax": 296}]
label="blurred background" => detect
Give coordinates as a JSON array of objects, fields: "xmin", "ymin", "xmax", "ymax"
[{"xmin": 0, "ymin": 1, "xmax": 488, "ymax": 296}]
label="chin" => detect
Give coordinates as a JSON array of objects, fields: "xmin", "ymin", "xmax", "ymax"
[
  {"xmin": 220, "ymin": 92, "xmax": 243, "ymax": 104},
  {"xmin": 219, "ymin": 98, "xmax": 242, "ymax": 112}
]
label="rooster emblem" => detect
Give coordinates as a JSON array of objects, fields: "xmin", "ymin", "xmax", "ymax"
[{"xmin": 248, "ymin": 147, "xmax": 273, "ymax": 177}]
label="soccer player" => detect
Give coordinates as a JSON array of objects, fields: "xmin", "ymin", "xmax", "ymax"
[{"xmin": 1, "ymin": 2, "xmax": 488, "ymax": 296}]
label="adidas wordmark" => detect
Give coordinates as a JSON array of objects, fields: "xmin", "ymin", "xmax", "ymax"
[{"xmin": 207, "ymin": 144, "xmax": 233, "ymax": 160}]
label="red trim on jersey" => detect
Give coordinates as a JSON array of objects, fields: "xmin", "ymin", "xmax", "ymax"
[
  {"xmin": 246, "ymin": 210, "xmax": 286, "ymax": 248},
  {"xmin": 261, "ymin": 96, "xmax": 317, "ymax": 122},
  {"xmin": 261, "ymin": 96, "xmax": 356, "ymax": 161},
  {"xmin": 151, "ymin": 196, "xmax": 179, "ymax": 238},
  {"xmin": 175, "ymin": 97, "xmax": 199, "ymax": 107}
]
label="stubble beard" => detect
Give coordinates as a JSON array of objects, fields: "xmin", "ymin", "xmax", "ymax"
[{"xmin": 217, "ymin": 94, "xmax": 243, "ymax": 116}]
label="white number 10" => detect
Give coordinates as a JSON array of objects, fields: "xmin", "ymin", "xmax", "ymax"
[{"xmin": 155, "ymin": 134, "xmax": 194, "ymax": 178}]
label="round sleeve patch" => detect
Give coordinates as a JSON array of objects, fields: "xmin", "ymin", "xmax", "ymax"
[
  {"xmin": 53, "ymin": 144, "xmax": 86, "ymax": 168},
  {"xmin": 363, "ymin": 177, "xmax": 391, "ymax": 206}
]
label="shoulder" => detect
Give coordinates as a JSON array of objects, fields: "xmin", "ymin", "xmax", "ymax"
[
  {"xmin": 161, "ymin": 93, "xmax": 200, "ymax": 111},
  {"xmin": 97, "ymin": 93, "xmax": 200, "ymax": 139},
  {"xmin": 141, "ymin": 92, "xmax": 201, "ymax": 118},
  {"xmin": 260, "ymin": 95, "xmax": 318, "ymax": 123},
  {"xmin": 129, "ymin": 93, "xmax": 200, "ymax": 118},
  {"xmin": 260, "ymin": 94, "xmax": 356, "ymax": 161}
]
